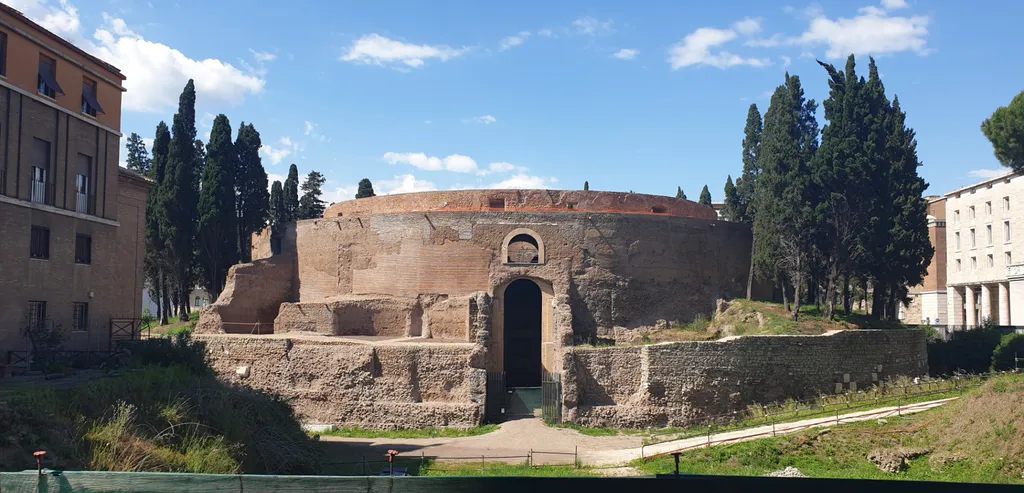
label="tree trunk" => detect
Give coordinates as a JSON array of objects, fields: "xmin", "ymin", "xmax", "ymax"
[
  {"xmin": 791, "ymin": 270, "xmax": 802, "ymax": 321},
  {"xmin": 746, "ymin": 231, "xmax": 755, "ymax": 300},
  {"xmin": 780, "ymin": 276, "xmax": 790, "ymax": 313},
  {"xmin": 861, "ymin": 279, "xmax": 868, "ymax": 314},
  {"xmin": 823, "ymin": 262, "xmax": 839, "ymax": 321},
  {"xmin": 886, "ymin": 284, "xmax": 897, "ymax": 321},
  {"xmin": 153, "ymin": 280, "xmax": 162, "ymax": 323},
  {"xmin": 159, "ymin": 271, "xmax": 171, "ymax": 325},
  {"xmin": 842, "ymin": 276, "xmax": 851, "ymax": 315},
  {"xmin": 871, "ymin": 281, "xmax": 885, "ymax": 319}
]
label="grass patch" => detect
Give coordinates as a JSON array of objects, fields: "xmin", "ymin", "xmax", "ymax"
[
  {"xmin": 634, "ymin": 374, "xmax": 1024, "ymax": 483},
  {"xmin": 314, "ymin": 424, "xmax": 499, "ymax": 439}
]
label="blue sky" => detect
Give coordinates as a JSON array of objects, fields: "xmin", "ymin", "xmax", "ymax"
[{"xmin": 12, "ymin": 0, "xmax": 1024, "ymax": 203}]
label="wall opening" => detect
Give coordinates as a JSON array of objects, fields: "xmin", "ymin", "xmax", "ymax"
[
  {"xmin": 651, "ymin": 205, "xmax": 667, "ymax": 213},
  {"xmin": 489, "ymin": 198, "xmax": 506, "ymax": 209},
  {"xmin": 507, "ymin": 234, "xmax": 539, "ymax": 264},
  {"xmin": 503, "ymin": 278, "xmax": 542, "ymax": 387}
]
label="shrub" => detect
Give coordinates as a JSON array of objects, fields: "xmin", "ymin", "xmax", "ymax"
[
  {"xmin": 991, "ymin": 333, "xmax": 1024, "ymax": 372},
  {"xmin": 927, "ymin": 320, "xmax": 1004, "ymax": 375}
]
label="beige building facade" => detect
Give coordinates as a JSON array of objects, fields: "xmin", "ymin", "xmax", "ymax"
[{"xmin": 945, "ymin": 171, "xmax": 1024, "ymax": 327}]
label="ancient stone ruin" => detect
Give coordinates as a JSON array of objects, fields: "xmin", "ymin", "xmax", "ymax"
[{"xmin": 195, "ymin": 189, "xmax": 927, "ymax": 429}]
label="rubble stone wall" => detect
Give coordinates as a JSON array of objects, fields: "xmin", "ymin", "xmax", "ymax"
[{"xmin": 563, "ymin": 329, "xmax": 928, "ymax": 428}]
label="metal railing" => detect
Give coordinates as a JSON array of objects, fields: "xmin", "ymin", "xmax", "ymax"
[
  {"xmin": 29, "ymin": 180, "xmax": 56, "ymax": 205},
  {"xmin": 75, "ymin": 191, "xmax": 96, "ymax": 214}
]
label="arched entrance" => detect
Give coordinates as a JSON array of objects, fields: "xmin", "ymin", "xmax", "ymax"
[{"xmin": 503, "ymin": 279, "xmax": 542, "ymax": 387}]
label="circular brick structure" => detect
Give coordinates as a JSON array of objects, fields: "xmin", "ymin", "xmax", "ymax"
[{"xmin": 325, "ymin": 189, "xmax": 717, "ymax": 220}]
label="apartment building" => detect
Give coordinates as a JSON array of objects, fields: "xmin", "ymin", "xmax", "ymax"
[
  {"xmin": 900, "ymin": 196, "xmax": 947, "ymax": 324},
  {"xmin": 945, "ymin": 171, "xmax": 1024, "ymax": 327},
  {"xmin": 0, "ymin": 4, "xmax": 151, "ymax": 353}
]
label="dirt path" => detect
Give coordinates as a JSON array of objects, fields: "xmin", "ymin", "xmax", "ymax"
[{"xmin": 320, "ymin": 397, "xmax": 956, "ymax": 469}]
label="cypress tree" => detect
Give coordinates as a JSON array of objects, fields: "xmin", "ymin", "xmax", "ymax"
[
  {"xmin": 270, "ymin": 181, "xmax": 285, "ymax": 227},
  {"xmin": 160, "ymin": 80, "xmax": 199, "ymax": 320},
  {"xmin": 235, "ymin": 123, "xmax": 269, "ymax": 262},
  {"xmin": 583, "ymin": 181, "xmax": 589, "ymax": 191},
  {"xmin": 145, "ymin": 122, "xmax": 171, "ymax": 324},
  {"xmin": 283, "ymin": 163, "xmax": 299, "ymax": 222},
  {"xmin": 736, "ymin": 104, "xmax": 762, "ymax": 223},
  {"xmin": 297, "ymin": 171, "xmax": 327, "ymax": 219},
  {"xmin": 196, "ymin": 114, "xmax": 237, "ymax": 299},
  {"xmin": 698, "ymin": 184, "xmax": 712, "ymax": 206},
  {"xmin": 356, "ymin": 178, "xmax": 375, "ymax": 199},
  {"xmin": 981, "ymin": 89, "xmax": 1024, "ymax": 173},
  {"xmin": 125, "ymin": 133, "xmax": 151, "ymax": 175},
  {"xmin": 722, "ymin": 176, "xmax": 738, "ymax": 221},
  {"xmin": 675, "ymin": 186, "xmax": 686, "ymax": 200}
]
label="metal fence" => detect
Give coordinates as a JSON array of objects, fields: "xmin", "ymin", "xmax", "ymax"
[
  {"xmin": 541, "ymin": 373, "xmax": 562, "ymax": 424},
  {"xmin": 485, "ymin": 371, "xmax": 506, "ymax": 423}
]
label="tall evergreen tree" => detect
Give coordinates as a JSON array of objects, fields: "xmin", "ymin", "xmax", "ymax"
[
  {"xmin": 583, "ymin": 181, "xmax": 589, "ymax": 191},
  {"xmin": 125, "ymin": 133, "xmax": 152, "ymax": 175},
  {"xmin": 675, "ymin": 186, "xmax": 686, "ymax": 200},
  {"xmin": 196, "ymin": 114, "xmax": 237, "ymax": 299},
  {"xmin": 160, "ymin": 80, "xmax": 199, "ymax": 320},
  {"xmin": 356, "ymin": 178, "xmax": 375, "ymax": 199},
  {"xmin": 736, "ymin": 104, "xmax": 762, "ymax": 223},
  {"xmin": 270, "ymin": 181, "xmax": 285, "ymax": 227},
  {"xmin": 698, "ymin": 185, "xmax": 712, "ymax": 206},
  {"xmin": 235, "ymin": 123, "xmax": 269, "ymax": 262},
  {"xmin": 297, "ymin": 171, "xmax": 327, "ymax": 219},
  {"xmin": 144, "ymin": 122, "xmax": 172, "ymax": 324},
  {"xmin": 722, "ymin": 176, "xmax": 738, "ymax": 221},
  {"xmin": 981, "ymin": 89, "xmax": 1024, "ymax": 173},
  {"xmin": 283, "ymin": 163, "xmax": 299, "ymax": 222}
]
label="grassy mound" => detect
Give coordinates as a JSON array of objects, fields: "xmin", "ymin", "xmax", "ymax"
[
  {"xmin": 636, "ymin": 373, "xmax": 1024, "ymax": 483},
  {"xmin": 0, "ymin": 337, "xmax": 320, "ymax": 474}
]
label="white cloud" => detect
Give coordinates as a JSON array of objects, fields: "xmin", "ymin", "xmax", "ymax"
[
  {"xmin": 488, "ymin": 161, "xmax": 517, "ymax": 173},
  {"xmin": 797, "ymin": 7, "xmax": 930, "ymax": 58},
  {"xmin": 668, "ymin": 26, "xmax": 771, "ymax": 69},
  {"xmin": 267, "ymin": 173, "xmax": 287, "ymax": 188},
  {"xmin": 442, "ymin": 154, "xmax": 478, "ymax": 173},
  {"xmin": 732, "ymin": 17, "xmax": 762, "ymax": 35},
  {"xmin": 382, "ymin": 152, "xmax": 443, "ymax": 170},
  {"xmin": 465, "ymin": 114, "xmax": 497, "ymax": 125},
  {"xmin": 303, "ymin": 120, "xmax": 326, "ymax": 142},
  {"xmin": 499, "ymin": 31, "xmax": 531, "ymax": 51},
  {"xmin": 490, "ymin": 174, "xmax": 557, "ymax": 189},
  {"xmin": 340, "ymin": 33, "xmax": 467, "ymax": 69},
  {"xmin": 250, "ymin": 49, "xmax": 276, "ymax": 62},
  {"xmin": 537, "ymin": 28, "xmax": 555, "ymax": 38},
  {"xmin": 572, "ymin": 16, "xmax": 614, "ymax": 36},
  {"xmin": 781, "ymin": 55, "xmax": 792, "ymax": 67},
  {"xmin": 260, "ymin": 136, "xmax": 300, "ymax": 165},
  {"xmin": 613, "ymin": 48, "xmax": 638, "ymax": 60},
  {"xmin": 379, "ymin": 174, "xmax": 437, "ymax": 194},
  {"xmin": 968, "ymin": 169, "xmax": 1010, "ymax": 179},
  {"xmin": 322, "ymin": 184, "xmax": 359, "ymax": 204},
  {"xmin": 881, "ymin": 0, "xmax": 908, "ymax": 9},
  {"xmin": 7, "ymin": 1, "xmax": 266, "ymax": 113}
]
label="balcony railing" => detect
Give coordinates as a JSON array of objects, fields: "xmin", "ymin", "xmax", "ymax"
[
  {"xmin": 30, "ymin": 180, "xmax": 56, "ymax": 206},
  {"xmin": 75, "ymin": 192, "xmax": 96, "ymax": 215}
]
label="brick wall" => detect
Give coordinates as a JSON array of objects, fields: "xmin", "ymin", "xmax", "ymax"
[{"xmin": 562, "ymin": 329, "xmax": 928, "ymax": 428}]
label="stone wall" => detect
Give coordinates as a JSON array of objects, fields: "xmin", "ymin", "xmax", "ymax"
[
  {"xmin": 196, "ymin": 334, "xmax": 486, "ymax": 428},
  {"xmin": 562, "ymin": 329, "xmax": 928, "ymax": 428},
  {"xmin": 195, "ymin": 258, "xmax": 296, "ymax": 334}
]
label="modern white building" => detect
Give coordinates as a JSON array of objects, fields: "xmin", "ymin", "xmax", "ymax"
[
  {"xmin": 945, "ymin": 171, "xmax": 1024, "ymax": 326},
  {"xmin": 141, "ymin": 286, "xmax": 212, "ymax": 319}
]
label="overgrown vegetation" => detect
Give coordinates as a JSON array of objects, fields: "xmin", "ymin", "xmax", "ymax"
[
  {"xmin": 0, "ymin": 336, "xmax": 320, "ymax": 474},
  {"xmin": 635, "ymin": 374, "xmax": 1024, "ymax": 483},
  {"xmin": 927, "ymin": 320, "xmax": 1020, "ymax": 375},
  {"xmin": 313, "ymin": 424, "xmax": 499, "ymax": 439}
]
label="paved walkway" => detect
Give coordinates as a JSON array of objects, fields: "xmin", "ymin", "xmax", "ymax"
[{"xmin": 320, "ymin": 397, "xmax": 956, "ymax": 467}]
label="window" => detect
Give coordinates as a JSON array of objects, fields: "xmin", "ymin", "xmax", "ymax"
[
  {"xmin": 970, "ymin": 228, "xmax": 976, "ymax": 248},
  {"xmin": 37, "ymin": 54, "xmax": 63, "ymax": 98},
  {"xmin": 75, "ymin": 234, "xmax": 91, "ymax": 264},
  {"xmin": 0, "ymin": 31, "xmax": 7, "ymax": 77},
  {"xmin": 954, "ymin": 210, "xmax": 960, "ymax": 224},
  {"xmin": 956, "ymin": 259, "xmax": 962, "ymax": 272},
  {"xmin": 971, "ymin": 257, "xmax": 977, "ymax": 270},
  {"xmin": 1006, "ymin": 221, "xmax": 1012, "ymax": 243},
  {"xmin": 987, "ymin": 225, "xmax": 993, "ymax": 245},
  {"xmin": 969, "ymin": 206, "xmax": 975, "ymax": 220},
  {"xmin": 27, "ymin": 301, "xmax": 46, "ymax": 329},
  {"xmin": 955, "ymin": 232, "xmax": 961, "ymax": 250},
  {"xmin": 986, "ymin": 201, "xmax": 992, "ymax": 216},
  {"xmin": 1005, "ymin": 196, "xmax": 1011, "ymax": 212},
  {"xmin": 30, "ymin": 138, "xmax": 51, "ymax": 205},
  {"xmin": 988, "ymin": 254, "xmax": 994, "ymax": 267},
  {"xmin": 72, "ymin": 302, "xmax": 88, "ymax": 331},
  {"xmin": 75, "ymin": 153, "xmax": 92, "ymax": 214},
  {"xmin": 81, "ymin": 78, "xmax": 103, "ymax": 116},
  {"xmin": 30, "ymin": 226, "xmax": 49, "ymax": 259},
  {"xmin": 489, "ymin": 198, "xmax": 506, "ymax": 209},
  {"xmin": 1007, "ymin": 252, "xmax": 1013, "ymax": 265}
]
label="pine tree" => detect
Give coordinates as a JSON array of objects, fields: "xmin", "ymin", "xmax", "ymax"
[
  {"xmin": 235, "ymin": 123, "xmax": 269, "ymax": 262},
  {"xmin": 196, "ymin": 114, "xmax": 237, "ymax": 299},
  {"xmin": 125, "ymin": 133, "xmax": 151, "ymax": 175},
  {"xmin": 698, "ymin": 185, "xmax": 712, "ymax": 206},
  {"xmin": 675, "ymin": 186, "xmax": 686, "ymax": 200},
  {"xmin": 283, "ymin": 163, "xmax": 299, "ymax": 222},
  {"xmin": 297, "ymin": 171, "xmax": 327, "ymax": 219},
  {"xmin": 722, "ymin": 176, "xmax": 738, "ymax": 221},
  {"xmin": 356, "ymin": 178, "xmax": 375, "ymax": 199},
  {"xmin": 160, "ymin": 80, "xmax": 199, "ymax": 320},
  {"xmin": 583, "ymin": 181, "xmax": 589, "ymax": 191},
  {"xmin": 270, "ymin": 181, "xmax": 285, "ymax": 227},
  {"xmin": 144, "ymin": 122, "xmax": 171, "ymax": 324},
  {"xmin": 981, "ymin": 89, "xmax": 1024, "ymax": 173}
]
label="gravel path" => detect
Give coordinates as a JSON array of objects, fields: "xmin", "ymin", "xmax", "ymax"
[{"xmin": 320, "ymin": 397, "xmax": 956, "ymax": 468}]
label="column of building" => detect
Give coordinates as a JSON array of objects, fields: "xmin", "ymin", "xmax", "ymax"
[{"xmin": 998, "ymin": 282, "xmax": 1011, "ymax": 326}]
